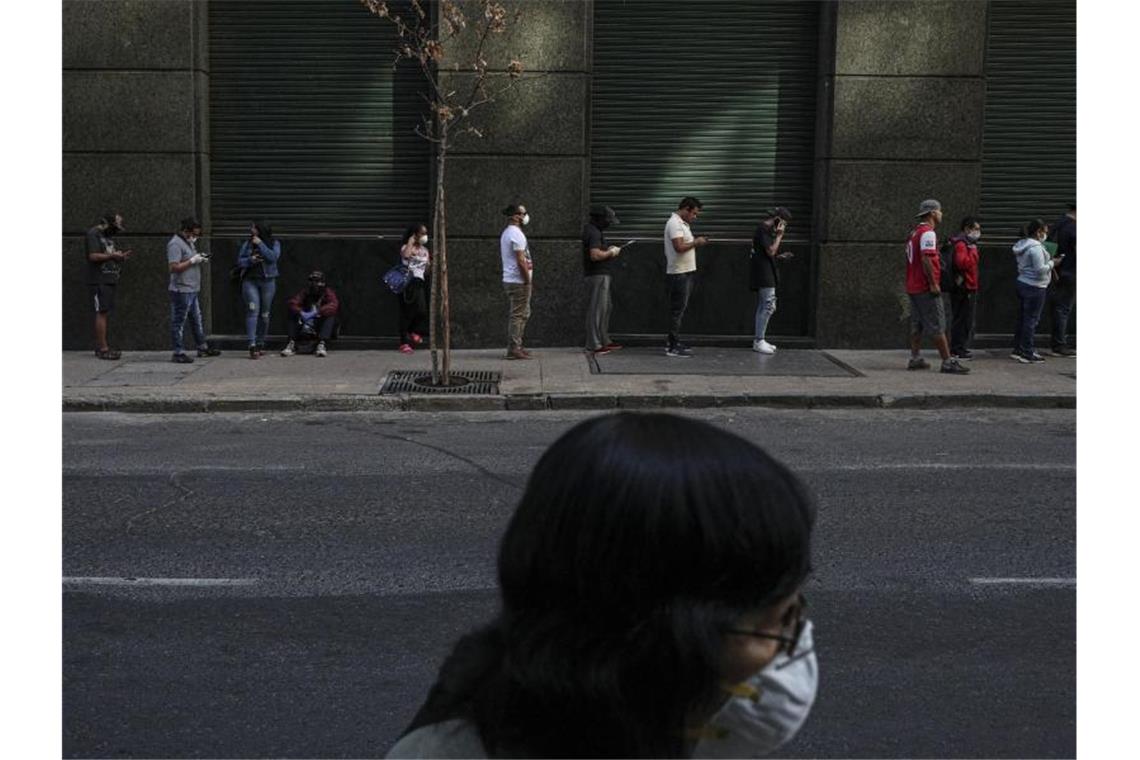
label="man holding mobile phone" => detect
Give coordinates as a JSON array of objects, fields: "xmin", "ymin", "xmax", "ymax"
[
  {"xmin": 167, "ymin": 216, "xmax": 221, "ymax": 363},
  {"xmin": 583, "ymin": 205, "xmax": 623, "ymax": 356}
]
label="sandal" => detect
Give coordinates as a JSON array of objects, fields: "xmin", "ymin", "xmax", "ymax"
[{"xmin": 95, "ymin": 348, "xmax": 121, "ymax": 360}]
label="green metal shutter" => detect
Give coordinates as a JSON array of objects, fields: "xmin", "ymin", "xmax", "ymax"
[
  {"xmin": 981, "ymin": 0, "xmax": 1076, "ymax": 238},
  {"xmin": 208, "ymin": 0, "xmax": 429, "ymax": 234},
  {"xmin": 590, "ymin": 0, "xmax": 820, "ymax": 238}
]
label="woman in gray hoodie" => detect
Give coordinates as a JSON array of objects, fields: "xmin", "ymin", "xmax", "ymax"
[{"xmin": 1010, "ymin": 219, "xmax": 1063, "ymax": 363}]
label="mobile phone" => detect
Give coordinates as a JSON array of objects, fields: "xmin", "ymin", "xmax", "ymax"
[{"xmin": 619, "ymin": 239, "xmax": 637, "ymax": 250}]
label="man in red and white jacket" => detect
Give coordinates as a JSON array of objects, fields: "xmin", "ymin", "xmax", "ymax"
[
  {"xmin": 949, "ymin": 217, "xmax": 982, "ymax": 360},
  {"xmin": 904, "ymin": 199, "xmax": 969, "ymax": 374},
  {"xmin": 280, "ymin": 270, "xmax": 339, "ymax": 358}
]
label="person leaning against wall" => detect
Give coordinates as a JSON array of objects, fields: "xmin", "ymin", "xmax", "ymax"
[
  {"xmin": 85, "ymin": 211, "xmax": 132, "ymax": 360},
  {"xmin": 749, "ymin": 206, "xmax": 794, "ymax": 355},
  {"xmin": 236, "ymin": 220, "xmax": 281, "ymax": 359},
  {"xmin": 166, "ymin": 216, "xmax": 221, "ymax": 363}
]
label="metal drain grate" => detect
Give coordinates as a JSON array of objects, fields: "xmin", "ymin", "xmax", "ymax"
[{"xmin": 379, "ymin": 369, "xmax": 501, "ymax": 395}]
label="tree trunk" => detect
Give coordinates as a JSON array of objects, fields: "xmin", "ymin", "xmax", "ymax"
[
  {"xmin": 429, "ymin": 141, "xmax": 444, "ymax": 385},
  {"xmin": 439, "ymin": 143, "xmax": 451, "ymax": 385}
]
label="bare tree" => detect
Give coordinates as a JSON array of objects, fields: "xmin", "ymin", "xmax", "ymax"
[{"xmin": 361, "ymin": 0, "xmax": 524, "ymax": 385}]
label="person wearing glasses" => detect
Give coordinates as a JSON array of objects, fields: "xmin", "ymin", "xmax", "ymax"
[{"xmin": 386, "ymin": 412, "xmax": 818, "ymax": 758}]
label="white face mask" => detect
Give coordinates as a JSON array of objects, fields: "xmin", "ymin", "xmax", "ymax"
[
  {"xmin": 188, "ymin": 236, "xmax": 199, "ymax": 245},
  {"xmin": 694, "ymin": 620, "xmax": 818, "ymax": 757},
  {"xmin": 966, "ymin": 231, "xmax": 981, "ymax": 243},
  {"xmin": 418, "ymin": 235, "xmax": 429, "ymax": 245},
  {"xmin": 521, "ymin": 213, "xmax": 530, "ymax": 226}
]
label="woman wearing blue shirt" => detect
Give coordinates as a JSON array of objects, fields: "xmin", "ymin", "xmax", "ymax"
[{"xmin": 237, "ymin": 220, "xmax": 281, "ymax": 359}]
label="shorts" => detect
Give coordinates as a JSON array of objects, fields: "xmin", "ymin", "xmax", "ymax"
[
  {"xmin": 908, "ymin": 292, "xmax": 945, "ymax": 334},
  {"xmin": 89, "ymin": 283, "xmax": 116, "ymax": 314}
]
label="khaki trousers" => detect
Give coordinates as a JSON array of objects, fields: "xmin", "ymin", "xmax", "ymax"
[{"xmin": 504, "ymin": 281, "xmax": 532, "ymax": 350}]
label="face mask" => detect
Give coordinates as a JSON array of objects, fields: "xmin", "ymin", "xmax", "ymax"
[
  {"xmin": 966, "ymin": 232, "xmax": 981, "ymax": 243},
  {"xmin": 694, "ymin": 620, "xmax": 818, "ymax": 757},
  {"xmin": 418, "ymin": 235, "xmax": 429, "ymax": 245},
  {"xmin": 188, "ymin": 235, "xmax": 199, "ymax": 245},
  {"xmin": 521, "ymin": 213, "xmax": 530, "ymax": 226}
]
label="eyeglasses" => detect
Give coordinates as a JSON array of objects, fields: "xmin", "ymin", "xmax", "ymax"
[{"xmin": 725, "ymin": 593, "xmax": 807, "ymax": 657}]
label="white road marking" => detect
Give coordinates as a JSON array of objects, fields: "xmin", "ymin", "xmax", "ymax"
[
  {"xmin": 800, "ymin": 463, "xmax": 1074, "ymax": 472},
  {"xmin": 63, "ymin": 577, "xmax": 259, "ymax": 587},
  {"xmin": 969, "ymin": 577, "xmax": 1076, "ymax": 586}
]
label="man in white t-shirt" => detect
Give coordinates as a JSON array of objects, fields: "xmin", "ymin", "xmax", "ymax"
[
  {"xmin": 501, "ymin": 203, "xmax": 534, "ymax": 359},
  {"xmin": 663, "ymin": 196, "xmax": 709, "ymax": 357}
]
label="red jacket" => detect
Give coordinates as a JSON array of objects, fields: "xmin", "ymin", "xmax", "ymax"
[
  {"xmin": 952, "ymin": 237, "xmax": 980, "ymax": 291},
  {"xmin": 287, "ymin": 286, "xmax": 339, "ymax": 318}
]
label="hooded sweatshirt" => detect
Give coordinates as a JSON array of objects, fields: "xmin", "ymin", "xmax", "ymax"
[{"xmin": 1012, "ymin": 237, "xmax": 1055, "ymax": 289}]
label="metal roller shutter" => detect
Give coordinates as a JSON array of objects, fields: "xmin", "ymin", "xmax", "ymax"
[
  {"xmin": 208, "ymin": 0, "xmax": 430, "ymax": 234},
  {"xmin": 590, "ymin": 0, "xmax": 820, "ymax": 238},
  {"xmin": 981, "ymin": 0, "xmax": 1076, "ymax": 238}
]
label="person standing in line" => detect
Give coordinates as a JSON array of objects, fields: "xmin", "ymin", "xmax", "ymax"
[
  {"xmin": 500, "ymin": 203, "xmax": 534, "ymax": 360},
  {"xmin": 750, "ymin": 207, "xmax": 794, "ymax": 354},
  {"xmin": 1010, "ymin": 219, "xmax": 1063, "ymax": 364},
  {"xmin": 1047, "ymin": 203, "xmax": 1076, "ymax": 356},
  {"xmin": 85, "ymin": 212, "xmax": 132, "ymax": 360},
  {"xmin": 663, "ymin": 197, "xmax": 709, "ymax": 358},
  {"xmin": 166, "ymin": 217, "xmax": 221, "ymax": 363},
  {"xmin": 904, "ymin": 199, "xmax": 969, "ymax": 374},
  {"xmin": 237, "ymin": 219, "xmax": 281, "ymax": 359},
  {"xmin": 583, "ymin": 205, "xmax": 623, "ymax": 356},
  {"xmin": 948, "ymin": 217, "xmax": 982, "ymax": 361},
  {"xmin": 397, "ymin": 223, "xmax": 431, "ymax": 355}
]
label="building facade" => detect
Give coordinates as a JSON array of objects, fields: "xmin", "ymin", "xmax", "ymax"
[{"xmin": 62, "ymin": 0, "xmax": 1076, "ymax": 350}]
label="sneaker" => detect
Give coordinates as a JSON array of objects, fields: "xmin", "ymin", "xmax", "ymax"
[
  {"xmin": 506, "ymin": 348, "xmax": 532, "ymax": 360},
  {"xmin": 197, "ymin": 346, "xmax": 222, "ymax": 357},
  {"xmin": 249, "ymin": 345, "xmax": 259, "ymax": 360},
  {"xmin": 1010, "ymin": 352, "xmax": 1030, "ymax": 364},
  {"xmin": 316, "ymin": 341, "xmax": 328, "ymax": 358},
  {"xmin": 171, "ymin": 352, "xmax": 194, "ymax": 364},
  {"xmin": 665, "ymin": 344, "xmax": 692, "ymax": 358},
  {"xmin": 1052, "ymin": 346, "xmax": 1076, "ymax": 357},
  {"xmin": 752, "ymin": 339, "xmax": 776, "ymax": 355},
  {"xmin": 280, "ymin": 341, "xmax": 296, "ymax": 357},
  {"xmin": 951, "ymin": 349, "xmax": 972, "ymax": 361},
  {"xmin": 1028, "ymin": 352, "xmax": 1046, "ymax": 363},
  {"xmin": 398, "ymin": 343, "xmax": 414, "ymax": 354},
  {"xmin": 940, "ymin": 358, "xmax": 970, "ymax": 374},
  {"xmin": 907, "ymin": 357, "xmax": 931, "ymax": 370},
  {"xmin": 593, "ymin": 346, "xmax": 613, "ymax": 356},
  {"xmin": 409, "ymin": 332, "xmax": 423, "ymax": 346},
  {"xmin": 603, "ymin": 343, "xmax": 623, "ymax": 351}
]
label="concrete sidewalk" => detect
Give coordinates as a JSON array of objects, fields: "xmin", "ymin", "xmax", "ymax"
[{"xmin": 62, "ymin": 346, "xmax": 1076, "ymax": 413}]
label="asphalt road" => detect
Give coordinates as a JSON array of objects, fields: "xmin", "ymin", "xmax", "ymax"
[{"xmin": 63, "ymin": 408, "xmax": 1076, "ymax": 758}]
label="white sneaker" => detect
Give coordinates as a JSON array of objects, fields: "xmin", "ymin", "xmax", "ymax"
[
  {"xmin": 315, "ymin": 341, "xmax": 327, "ymax": 358},
  {"xmin": 280, "ymin": 340, "xmax": 295, "ymax": 357},
  {"xmin": 752, "ymin": 339, "xmax": 776, "ymax": 355}
]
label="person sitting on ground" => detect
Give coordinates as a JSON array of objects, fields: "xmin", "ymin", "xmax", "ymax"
[
  {"xmin": 280, "ymin": 271, "xmax": 339, "ymax": 358},
  {"xmin": 386, "ymin": 412, "xmax": 819, "ymax": 759}
]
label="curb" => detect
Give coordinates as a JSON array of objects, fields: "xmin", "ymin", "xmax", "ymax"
[{"xmin": 62, "ymin": 392, "xmax": 1075, "ymax": 414}]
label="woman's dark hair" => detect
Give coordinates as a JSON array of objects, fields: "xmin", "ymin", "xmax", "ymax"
[
  {"xmin": 404, "ymin": 412, "xmax": 816, "ymax": 757},
  {"xmin": 1020, "ymin": 218, "xmax": 1047, "ymax": 239},
  {"xmin": 960, "ymin": 216, "xmax": 980, "ymax": 231},
  {"xmin": 403, "ymin": 223, "xmax": 427, "ymax": 246},
  {"xmin": 251, "ymin": 219, "xmax": 273, "ymax": 244}
]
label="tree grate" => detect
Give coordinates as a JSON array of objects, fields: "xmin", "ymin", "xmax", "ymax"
[{"xmin": 379, "ymin": 369, "xmax": 501, "ymax": 395}]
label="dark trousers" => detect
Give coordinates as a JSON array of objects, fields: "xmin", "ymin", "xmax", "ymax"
[
  {"xmin": 665, "ymin": 272, "xmax": 694, "ymax": 346},
  {"xmin": 1049, "ymin": 273, "xmax": 1076, "ymax": 350},
  {"xmin": 399, "ymin": 277, "xmax": 430, "ymax": 344},
  {"xmin": 287, "ymin": 315, "xmax": 336, "ymax": 341},
  {"xmin": 949, "ymin": 290, "xmax": 977, "ymax": 355},
  {"xmin": 1013, "ymin": 281, "xmax": 1047, "ymax": 357}
]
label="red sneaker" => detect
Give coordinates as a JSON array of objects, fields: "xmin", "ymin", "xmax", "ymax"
[
  {"xmin": 409, "ymin": 332, "xmax": 423, "ymax": 346},
  {"xmin": 603, "ymin": 343, "xmax": 623, "ymax": 351},
  {"xmin": 399, "ymin": 344, "xmax": 414, "ymax": 355}
]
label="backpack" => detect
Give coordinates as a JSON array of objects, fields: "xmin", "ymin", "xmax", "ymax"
[{"xmin": 938, "ymin": 235, "xmax": 961, "ymax": 292}]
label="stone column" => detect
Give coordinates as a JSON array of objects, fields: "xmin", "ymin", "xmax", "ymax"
[
  {"xmin": 813, "ymin": 1, "xmax": 986, "ymax": 348},
  {"xmin": 62, "ymin": 0, "xmax": 210, "ymax": 350},
  {"xmin": 439, "ymin": 0, "xmax": 590, "ymax": 349}
]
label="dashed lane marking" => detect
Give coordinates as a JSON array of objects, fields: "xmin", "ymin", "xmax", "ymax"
[{"xmin": 63, "ymin": 577, "xmax": 259, "ymax": 587}]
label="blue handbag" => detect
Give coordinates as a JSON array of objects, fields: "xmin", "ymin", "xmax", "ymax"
[{"xmin": 382, "ymin": 264, "xmax": 411, "ymax": 294}]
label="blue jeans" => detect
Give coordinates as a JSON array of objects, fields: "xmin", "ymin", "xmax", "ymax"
[
  {"xmin": 170, "ymin": 290, "xmax": 206, "ymax": 354},
  {"xmin": 1013, "ymin": 280, "xmax": 1047, "ymax": 357},
  {"xmin": 754, "ymin": 287, "xmax": 777, "ymax": 342},
  {"xmin": 242, "ymin": 277, "xmax": 277, "ymax": 347}
]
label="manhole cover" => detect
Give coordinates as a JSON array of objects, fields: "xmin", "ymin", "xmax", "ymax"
[{"xmin": 379, "ymin": 369, "xmax": 501, "ymax": 395}]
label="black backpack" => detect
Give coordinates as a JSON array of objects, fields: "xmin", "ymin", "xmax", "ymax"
[{"xmin": 938, "ymin": 235, "xmax": 962, "ymax": 292}]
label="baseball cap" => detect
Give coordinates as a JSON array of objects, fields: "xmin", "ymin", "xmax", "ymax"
[{"xmin": 916, "ymin": 199, "xmax": 943, "ymax": 217}]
